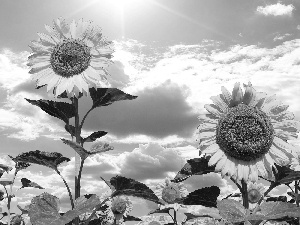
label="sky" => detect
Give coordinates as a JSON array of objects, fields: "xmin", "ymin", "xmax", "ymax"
[{"xmin": 0, "ymin": 0, "xmax": 300, "ymax": 223}]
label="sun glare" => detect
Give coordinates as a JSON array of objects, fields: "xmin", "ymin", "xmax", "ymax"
[{"xmin": 111, "ymin": 0, "xmax": 141, "ymax": 9}]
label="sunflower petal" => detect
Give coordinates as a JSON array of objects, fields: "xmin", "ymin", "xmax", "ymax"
[
  {"xmin": 249, "ymin": 164, "xmax": 258, "ymax": 182},
  {"xmin": 37, "ymin": 33, "xmax": 57, "ymax": 46},
  {"xmin": 269, "ymin": 145, "xmax": 290, "ymax": 165},
  {"xmin": 273, "ymin": 137, "xmax": 299, "ymax": 157},
  {"xmin": 53, "ymin": 17, "xmax": 70, "ymax": 39},
  {"xmin": 242, "ymin": 82, "xmax": 256, "ymax": 105},
  {"xmin": 204, "ymin": 104, "xmax": 224, "ymax": 118},
  {"xmin": 44, "ymin": 24, "xmax": 61, "ymax": 42},
  {"xmin": 221, "ymin": 86, "xmax": 232, "ymax": 105},
  {"xmin": 29, "ymin": 41, "xmax": 53, "ymax": 53},
  {"xmin": 210, "ymin": 95, "xmax": 228, "ymax": 113},
  {"xmin": 230, "ymin": 82, "xmax": 243, "ymax": 107},
  {"xmin": 256, "ymin": 159, "xmax": 268, "ymax": 178},
  {"xmin": 202, "ymin": 143, "xmax": 220, "ymax": 155},
  {"xmin": 208, "ymin": 149, "xmax": 224, "ymax": 166}
]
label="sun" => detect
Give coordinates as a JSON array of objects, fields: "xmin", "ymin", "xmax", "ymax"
[{"xmin": 111, "ymin": 0, "xmax": 141, "ymax": 9}]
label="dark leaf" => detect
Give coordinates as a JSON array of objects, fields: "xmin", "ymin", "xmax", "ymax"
[
  {"xmin": 178, "ymin": 186, "xmax": 220, "ymax": 208},
  {"xmin": 89, "ymin": 88, "xmax": 137, "ymax": 109},
  {"xmin": 148, "ymin": 207, "xmax": 172, "ymax": 215},
  {"xmin": 57, "ymin": 91, "xmax": 83, "ymax": 99},
  {"xmin": 0, "ymin": 190, "xmax": 4, "ymax": 201},
  {"xmin": 110, "ymin": 176, "xmax": 161, "ymax": 204},
  {"xmin": 0, "ymin": 164, "xmax": 13, "ymax": 173},
  {"xmin": 10, "ymin": 215, "xmax": 23, "ymax": 225},
  {"xmin": 277, "ymin": 171, "xmax": 300, "ymax": 185},
  {"xmin": 64, "ymin": 124, "xmax": 76, "ymax": 136},
  {"xmin": 266, "ymin": 196, "xmax": 287, "ymax": 202},
  {"xmin": 17, "ymin": 205, "xmax": 29, "ymax": 214},
  {"xmin": 184, "ymin": 213, "xmax": 214, "ymax": 222},
  {"xmin": 20, "ymin": 178, "xmax": 44, "ymax": 189},
  {"xmin": 0, "ymin": 181, "xmax": 13, "ymax": 186},
  {"xmin": 272, "ymin": 164, "xmax": 296, "ymax": 185},
  {"xmin": 123, "ymin": 215, "xmax": 142, "ymax": 222},
  {"xmin": 25, "ymin": 98, "xmax": 76, "ymax": 123},
  {"xmin": 0, "ymin": 170, "xmax": 4, "ymax": 179},
  {"xmin": 83, "ymin": 131, "xmax": 108, "ymax": 143},
  {"xmin": 28, "ymin": 192, "xmax": 101, "ymax": 225},
  {"xmin": 172, "ymin": 157, "xmax": 215, "ymax": 183},
  {"xmin": 8, "ymin": 156, "xmax": 30, "ymax": 172},
  {"xmin": 13, "ymin": 150, "xmax": 70, "ymax": 171},
  {"xmin": 62, "ymin": 139, "xmax": 113, "ymax": 160}
]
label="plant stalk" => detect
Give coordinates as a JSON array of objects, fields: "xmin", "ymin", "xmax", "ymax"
[
  {"xmin": 241, "ymin": 179, "xmax": 249, "ymax": 209},
  {"xmin": 73, "ymin": 97, "xmax": 81, "ymax": 225},
  {"xmin": 56, "ymin": 169, "xmax": 74, "ymax": 209}
]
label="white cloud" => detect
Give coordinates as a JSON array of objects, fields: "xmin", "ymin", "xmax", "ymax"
[
  {"xmin": 297, "ymin": 25, "xmax": 300, "ymax": 30},
  {"xmin": 257, "ymin": 3, "xmax": 295, "ymax": 16}
]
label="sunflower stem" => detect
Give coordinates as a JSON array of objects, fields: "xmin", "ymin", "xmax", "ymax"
[
  {"xmin": 55, "ymin": 169, "xmax": 74, "ymax": 209},
  {"xmin": 73, "ymin": 96, "xmax": 81, "ymax": 225},
  {"xmin": 241, "ymin": 179, "xmax": 249, "ymax": 209},
  {"xmin": 80, "ymin": 107, "xmax": 93, "ymax": 130},
  {"xmin": 173, "ymin": 209, "xmax": 177, "ymax": 225},
  {"xmin": 3, "ymin": 185, "xmax": 11, "ymax": 225}
]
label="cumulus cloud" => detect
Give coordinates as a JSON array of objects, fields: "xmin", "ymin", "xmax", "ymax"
[{"xmin": 256, "ymin": 3, "xmax": 295, "ymax": 16}]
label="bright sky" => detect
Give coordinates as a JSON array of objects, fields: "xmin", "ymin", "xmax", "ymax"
[{"xmin": 0, "ymin": 0, "xmax": 300, "ymax": 223}]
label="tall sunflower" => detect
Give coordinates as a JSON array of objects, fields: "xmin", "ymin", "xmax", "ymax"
[
  {"xmin": 27, "ymin": 18, "xmax": 113, "ymax": 98},
  {"xmin": 198, "ymin": 82, "xmax": 300, "ymax": 182}
]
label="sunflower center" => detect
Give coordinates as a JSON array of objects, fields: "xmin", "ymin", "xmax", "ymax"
[
  {"xmin": 50, "ymin": 39, "xmax": 91, "ymax": 77},
  {"xmin": 216, "ymin": 104, "xmax": 274, "ymax": 161},
  {"xmin": 162, "ymin": 185, "xmax": 181, "ymax": 204},
  {"xmin": 248, "ymin": 189, "xmax": 261, "ymax": 204}
]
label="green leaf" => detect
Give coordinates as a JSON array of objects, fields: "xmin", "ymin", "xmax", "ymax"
[
  {"xmin": 13, "ymin": 150, "xmax": 70, "ymax": 171},
  {"xmin": 61, "ymin": 139, "xmax": 113, "ymax": 160},
  {"xmin": 255, "ymin": 201, "xmax": 300, "ymax": 220},
  {"xmin": 83, "ymin": 131, "xmax": 108, "ymax": 143},
  {"xmin": 217, "ymin": 199, "xmax": 248, "ymax": 223},
  {"xmin": 64, "ymin": 124, "xmax": 76, "ymax": 136},
  {"xmin": 172, "ymin": 156, "xmax": 215, "ymax": 183},
  {"xmin": 28, "ymin": 193, "xmax": 101, "ymax": 225},
  {"xmin": 61, "ymin": 195, "xmax": 101, "ymax": 224},
  {"xmin": 123, "ymin": 215, "xmax": 143, "ymax": 222},
  {"xmin": 0, "ymin": 181, "xmax": 13, "ymax": 186},
  {"xmin": 89, "ymin": 88, "xmax": 137, "ymax": 109},
  {"xmin": 266, "ymin": 196, "xmax": 287, "ymax": 202},
  {"xmin": 10, "ymin": 215, "xmax": 23, "ymax": 225},
  {"xmin": 178, "ymin": 186, "xmax": 220, "ymax": 208},
  {"xmin": 0, "ymin": 164, "xmax": 13, "ymax": 173},
  {"xmin": 20, "ymin": 178, "xmax": 44, "ymax": 189},
  {"xmin": 28, "ymin": 192, "xmax": 61, "ymax": 225},
  {"xmin": 17, "ymin": 204, "xmax": 29, "ymax": 215},
  {"xmin": 184, "ymin": 213, "xmax": 214, "ymax": 222},
  {"xmin": 0, "ymin": 190, "xmax": 4, "ymax": 201},
  {"xmin": 25, "ymin": 98, "xmax": 76, "ymax": 123},
  {"xmin": 110, "ymin": 176, "xmax": 161, "ymax": 204},
  {"xmin": 148, "ymin": 207, "xmax": 172, "ymax": 215}
]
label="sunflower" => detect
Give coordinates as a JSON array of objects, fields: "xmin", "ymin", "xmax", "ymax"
[
  {"xmin": 96, "ymin": 194, "xmax": 133, "ymax": 225},
  {"xmin": 155, "ymin": 177, "xmax": 189, "ymax": 211},
  {"xmin": 198, "ymin": 82, "xmax": 300, "ymax": 182},
  {"xmin": 27, "ymin": 18, "xmax": 113, "ymax": 98},
  {"xmin": 247, "ymin": 182, "xmax": 266, "ymax": 209}
]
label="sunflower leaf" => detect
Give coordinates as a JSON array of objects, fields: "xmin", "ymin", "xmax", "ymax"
[
  {"xmin": 28, "ymin": 192, "xmax": 62, "ymax": 225},
  {"xmin": 17, "ymin": 205, "xmax": 29, "ymax": 215},
  {"xmin": 89, "ymin": 88, "xmax": 137, "ymax": 109},
  {"xmin": 0, "ymin": 190, "xmax": 4, "ymax": 201},
  {"xmin": 172, "ymin": 157, "xmax": 215, "ymax": 183},
  {"xmin": 217, "ymin": 199, "xmax": 247, "ymax": 223},
  {"xmin": 13, "ymin": 150, "xmax": 70, "ymax": 171},
  {"xmin": 184, "ymin": 213, "xmax": 214, "ymax": 222},
  {"xmin": 123, "ymin": 215, "xmax": 143, "ymax": 222},
  {"xmin": 64, "ymin": 124, "xmax": 76, "ymax": 137},
  {"xmin": 25, "ymin": 98, "xmax": 76, "ymax": 123},
  {"xmin": 10, "ymin": 215, "xmax": 24, "ymax": 225},
  {"xmin": 61, "ymin": 138, "xmax": 89, "ymax": 160},
  {"xmin": 20, "ymin": 178, "xmax": 44, "ymax": 190},
  {"xmin": 0, "ymin": 181, "xmax": 13, "ymax": 186},
  {"xmin": 273, "ymin": 164, "xmax": 300, "ymax": 185},
  {"xmin": 83, "ymin": 131, "xmax": 108, "ymax": 143},
  {"xmin": 28, "ymin": 193, "xmax": 101, "ymax": 225},
  {"xmin": 179, "ymin": 186, "xmax": 220, "ymax": 208},
  {"xmin": 0, "ymin": 164, "xmax": 13, "ymax": 173},
  {"xmin": 148, "ymin": 207, "xmax": 172, "ymax": 215},
  {"xmin": 266, "ymin": 196, "xmax": 287, "ymax": 202},
  {"xmin": 110, "ymin": 176, "xmax": 161, "ymax": 204}
]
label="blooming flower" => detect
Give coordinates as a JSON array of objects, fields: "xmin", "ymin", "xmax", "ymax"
[
  {"xmin": 96, "ymin": 193, "xmax": 133, "ymax": 225},
  {"xmin": 155, "ymin": 177, "xmax": 189, "ymax": 211},
  {"xmin": 27, "ymin": 18, "xmax": 113, "ymax": 98},
  {"xmin": 247, "ymin": 182, "xmax": 266, "ymax": 209},
  {"xmin": 198, "ymin": 82, "xmax": 300, "ymax": 182}
]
